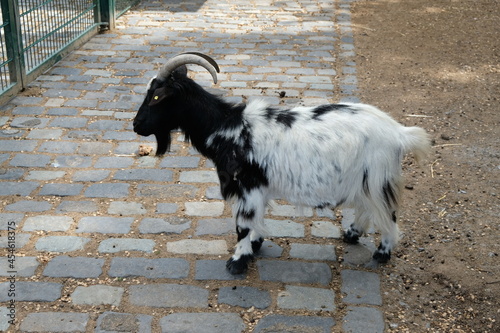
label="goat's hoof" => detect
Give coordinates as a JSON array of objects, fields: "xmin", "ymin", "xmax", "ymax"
[
  {"xmin": 372, "ymin": 250, "xmax": 391, "ymax": 263},
  {"xmin": 226, "ymin": 255, "xmax": 252, "ymax": 275},
  {"xmin": 251, "ymin": 238, "xmax": 264, "ymax": 253},
  {"xmin": 343, "ymin": 230, "xmax": 360, "ymax": 244}
]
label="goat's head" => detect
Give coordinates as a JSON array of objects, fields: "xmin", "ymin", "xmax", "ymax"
[{"xmin": 133, "ymin": 52, "xmax": 220, "ymax": 155}]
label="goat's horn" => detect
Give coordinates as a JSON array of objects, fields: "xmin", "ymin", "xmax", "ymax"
[{"xmin": 157, "ymin": 52, "xmax": 220, "ymax": 84}]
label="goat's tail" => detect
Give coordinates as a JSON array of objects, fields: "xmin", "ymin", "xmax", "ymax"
[{"xmin": 401, "ymin": 126, "xmax": 431, "ymax": 165}]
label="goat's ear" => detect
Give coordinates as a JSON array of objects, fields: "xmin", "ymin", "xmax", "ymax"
[
  {"xmin": 171, "ymin": 65, "xmax": 188, "ymax": 80},
  {"xmin": 148, "ymin": 86, "xmax": 170, "ymax": 106}
]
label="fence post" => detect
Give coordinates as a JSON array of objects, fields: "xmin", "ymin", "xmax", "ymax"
[
  {"xmin": 98, "ymin": 0, "xmax": 116, "ymax": 31},
  {"xmin": 1, "ymin": 0, "xmax": 25, "ymax": 89}
]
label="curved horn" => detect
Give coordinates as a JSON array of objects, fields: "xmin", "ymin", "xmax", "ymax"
[{"xmin": 157, "ymin": 52, "xmax": 220, "ymax": 84}]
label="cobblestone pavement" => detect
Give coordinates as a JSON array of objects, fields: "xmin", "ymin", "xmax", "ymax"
[{"xmin": 0, "ymin": 0, "xmax": 387, "ymax": 332}]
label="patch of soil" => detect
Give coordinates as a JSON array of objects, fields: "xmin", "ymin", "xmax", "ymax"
[{"xmin": 351, "ymin": 0, "xmax": 499, "ymax": 332}]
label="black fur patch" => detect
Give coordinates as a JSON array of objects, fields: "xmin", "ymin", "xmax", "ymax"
[
  {"xmin": 311, "ymin": 104, "xmax": 353, "ymax": 120},
  {"xmin": 383, "ymin": 181, "xmax": 397, "ymax": 208},
  {"xmin": 343, "ymin": 227, "xmax": 362, "ymax": 244},
  {"xmin": 251, "ymin": 238, "xmax": 264, "ymax": 253},
  {"xmin": 236, "ymin": 227, "xmax": 250, "ymax": 241},
  {"xmin": 226, "ymin": 255, "xmax": 252, "ymax": 275},
  {"xmin": 275, "ymin": 111, "xmax": 298, "ymax": 128},
  {"xmin": 373, "ymin": 244, "xmax": 391, "ymax": 263},
  {"xmin": 362, "ymin": 168, "xmax": 370, "ymax": 195},
  {"xmin": 237, "ymin": 209, "xmax": 256, "ymax": 220}
]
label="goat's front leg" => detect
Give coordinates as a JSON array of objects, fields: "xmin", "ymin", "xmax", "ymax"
[{"xmin": 226, "ymin": 191, "xmax": 266, "ymax": 275}]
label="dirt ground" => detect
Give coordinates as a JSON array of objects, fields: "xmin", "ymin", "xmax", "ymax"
[{"xmin": 350, "ymin": 0, "xmax": 499, "ymax": 332}]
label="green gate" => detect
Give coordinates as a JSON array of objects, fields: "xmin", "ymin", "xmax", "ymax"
[{"xmin": 0, "ymin": 0, "xmax": 139, "ymax": 105}]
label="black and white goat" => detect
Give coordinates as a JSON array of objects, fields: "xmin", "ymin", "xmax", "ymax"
[{"xmin": 133, "ymin": 52, "xmax": 431, "ymax": 274}]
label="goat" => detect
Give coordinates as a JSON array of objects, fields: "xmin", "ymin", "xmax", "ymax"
[{"xmin": 133, "ymin": 52, "xmax": 431, "ymax": 274}]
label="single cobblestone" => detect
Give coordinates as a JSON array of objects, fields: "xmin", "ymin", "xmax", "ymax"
[
  {"xmin": 71, "ymin": 285, "xmax": 124, "ymax": 306},
  {"xmin": 218, "ymin": 286, "xmax": 272, "ymax": 309},
  {"xmin": 0, "ymin": 282, "xmax": 62, "ymax": 302},
  {"xmin": 23, "ymin": 215, "xmax": 73, "ymax": 231},
  {"xmin": 20, "ymin": 312, "xmax": 89, "ymax": 332},
  {"xmin": 160, "ymin": 313, "xmax": 245, "ymax": 333},
  {"xmin": 43, "ymin": 256, "xmax": 104, "ymax": 278},
  {"xmin": 254, "ymin": 315, "xmax": 335, "ymax": 333},
  {"xmin": 277, "ymin": 285, "xmax": 335, "ymax": 311},
  {"xmin": 35, "ymin": 236, "xmax": 90, "ymax": 252},
  {"xmin": 257, "ymin": 260, "xmax": 332, "ymax": 285},
  {"xmin": 98, "ymin": 238, "xmax": 155, "ymax": 253},
  {"xmin": 343, "ymin": 306, "xmax": 385, "ymax": 333},
  {"xmin": 341, "ymin": 269, "xmax": 382, "ymax": 306},
  {"xmin": 129, "ymin": 284, "xmax": 208, "ymax": 308},
  {"xmin": 77, "ymin": 216, "xmax": 134, "ymax": 234},
  {"xmin": 109, "ymin": 257, "xmax": 189, "ymax": 279},
  {"xmin": 167, "ymin": 239, "xmax": 228, "ymax": 255},
  {"xmin": 96, "ymin": 312, "xmax": 152, "ymax": 333}
]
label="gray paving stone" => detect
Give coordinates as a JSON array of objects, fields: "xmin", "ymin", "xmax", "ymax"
[
  {"xmin": 5, "ymin": 200, "xmax": 52, "ymax": 212},
  {"xmin": 257, "ymin": 240, "xmax": 284, "ymax": 258},
  {"xmin": 185, "ymin": 201, "xmax": 225, "ymax": 216},
  {"xmin": 311, "ymin": 221, "xmax": 342, "ymax": 238},
  {"xmin": 27, "ymin": 128, "xmax": 63, "ymax": 139},
  {"xmin": 343, "ymin": 306, "xmax": 385, "ymax": 333},
  {"xmin": 278, "ymin": 285, "xmax": 335, "ymax": 311},
  {"xmin": 0, "ymin": 181, "xmax": 39, "ymax": 196},
  {"xmin": 0, "ymin": 233, "xmax": 30, "ymax": 249},
  {"xmin": 257, "ymin": 260, "xmax": 332, "ymax": 286},
  {"xmin": 136, "ymin": 184, "xmax": 198, "ymax": 199},
  {"xmin": 20, "ymin": 312, "xmax": 89, "ymax": 332},
  {"xmin": 39, "ymin": 183, "xmax": 84, "ymax": 196},
  {"xmin": 0, "ymin": 256, "xmax": 38, "ymax": 276},
  {"xmin": 109, "ymin": 257, "xmax": 189, "ymax": 279},
  {"xmin": 195, "ymin": 260, "xmax": 245, "ymax": 280},
  {"xmin": 99, "ymin": 238, "xmax": 155, "ymax": 253},
  {"xmin": 0, "ymin": 307, "xmax": 10, "ymax": 331},
  {"xmin": 160, "ymin": 313, "xmax": 245, "ymax": 333},
  {"xmin": 108, "ymin": 201, "xmax": 147, "ymax": 215},
  {"xmin": 84, "ymin": 183, "xmax": 130, "ymax": 198},
  {"xmin": 96, "ymin": 312, "xmax": 152, "ymax": 333},
  {"xmin": 139, "ymin": 217, "xmax": 191, "ymax": 234},
  {"xmin": 253, "ymin": 315, "xmax": 335, "ymax": 333},
  {"xmin": 77, "ymin": 216, "xmax": 134, "ymax": 234},
  {"xmin": 264, "ymin": 219, "xmax": 305, "ymax": 238},
  {"xmin": 341, "ymin": 269, "xmax": 382, "ymax": 305},
  {"xmin": 113, "ymin": 168, "xmax": 173, "ymax": 181},
  {"xmin": 23, "ymin": 215, "xmax": 74, "ymax": 231},
  {"xmin": 129, "ymin": 284, "xmax": 208, "ymax": 308},
  {"xmin": 52, "ymin": 155, "xmax": 92, "ymax": 168},
  {"xmin": 56, "ymin": 200, "xmax": 98, "ymax": 213},
  {"xmin": 179, "ymin": 170, "xmax": 219, "ymax": 183},
  {"xmin": 0, "ymin": 213, "xmax": 24, "ymax": 230},
  {"xmin": 43, "ymin": 256, "xmax": 104, "ymax": 278},
  {"xmin": 71, "ymin": 285, "xmax": 124, "ymax": 306},
  {"xmin": 167, "ymin": 239, "xmax": 228, "ymax": 255},
  {"xmin": 155, "ymin": 202, "xmax": 178, "ymax": 214},
  {"xmin": 10, "ymin": 117, "xmax": 49, "ymax": 128},
  {"xmin": 35, "ymin": 236, "xmax": 90, "ymax": 252},
  {"xmin": 0, "ymin": 282, "xmax": 62, "ymax": 302},
  {"xmin": 77, "ymin": 142, "xmax": 113, "ymax": 155},
  {"xmin": 0, "ymin": 139, "xmax": 36, "ymax": 151},
  {"xmin": 72, "ymin": 170, "xmax": 110, "ymax": 182},
  {"xmin": 26, "ymin": 170, "xmax": 66, "ymax": 180},
  {"xmin": 160, "ymin": 156, "xmax": 200, "ymax": 168},
  {"xmin": 195, "ymin": 218, "xmax": 234, "ymax": 236},
  {"xmin": 10, "ymin": 154, "xmax": 51, "ymax": 167},
  {"xmin": 218, "ymin": 286, "xmax": 271, "ymax": 309},
  {"xmin": 94, "ymin": 156, "xmax": 134, "ymax": 168},
  {"xmin": 0, "ymin": 168, "xmax": 24, "ymax": 180},
  {"xmin": 289, "ymin": 243, "xmax": 337, "ymax": 261}
]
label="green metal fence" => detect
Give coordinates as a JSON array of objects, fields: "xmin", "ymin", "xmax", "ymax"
[{"xmin": 0, "ymin": 0, "xmax": 139, "ymax": 105}]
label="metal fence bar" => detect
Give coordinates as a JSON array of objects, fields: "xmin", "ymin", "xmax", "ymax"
[{"xmin": 0, "ymin": 0, "xmax": 140, "ymax": 105}]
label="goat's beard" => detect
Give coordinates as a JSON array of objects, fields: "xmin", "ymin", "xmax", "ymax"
[{"xmin": 154, "ymin": 131, "xmax": 171, "ymax": 156}]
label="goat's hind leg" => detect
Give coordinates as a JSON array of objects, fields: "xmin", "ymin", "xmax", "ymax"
[{"xmin": 226, "ymin": 195, "xmax": 265, "ymax": 275}]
